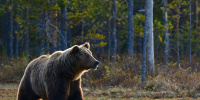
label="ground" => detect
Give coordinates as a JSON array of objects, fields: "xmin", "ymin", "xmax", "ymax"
[{"xmin": 0, "ymin": 83, "xmax": 199, "ymax": 100}]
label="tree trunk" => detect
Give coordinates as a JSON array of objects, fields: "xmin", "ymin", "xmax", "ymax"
[
  {"xmin": 177, "ymin": 17, "xmax": 180, "ymax": 67},
  {"xmin": 107, "ymin": 1, "xmax": 111, "ymax": 62},
  {"xmin": 14, "ymin": 17, "xmax": 18, "ymax": 58},
  {"xmin": 164, "ymin": 0, "xmax": 169, "ymax": 80},
  {"xmin": 14, "ymin": 33, "xmax": 18, "ymax": 58},
  {"xmin": 60, "ymin": 3, "xmax": 67, "ymax": 50},
  {"xmin": 38, "ymin": 11, "xmax": 44, "ymax": 56},
  {"xmin": 81, "ymin": 19, "xmax": 84, "ymax": 42},
  {"xmin": 108, "ymin": 19, "xmax": 111, "ymax": 62},
  {"xmin": 8, "ymin": 0, "xmax": 13, "ymax": 58},
  {"xmin": 127, "ymin": 0, "xmax": 134, "ymax": 58},
  {"xmin": 13, "ymin": 2, "xmax": 19, "ymax": 58},
  {"xmin": 194, "ymin": 0, "xmax": 198, "ymax": 56},
  {"xmin": 176, "ymin": 3, "xmax": 181, "ymax": 67},
  {"xmin": 189, "ymin": 0, "xmax": 192, "ymax": 65},
  {"xmin": 57, "ymin": 11, "xmax": 61, "ymax": 50},
  {"xmin": 45, "ymin": 33, "xmax": 49, "ymax": 54},
  {"xmin": 67, "ymin": 24, "xmax": 71, "ymax": 48},
  {"xmin": 107, "ymin": 19, "xmax": 111, "ymax": 62},
  {"xmin": 141, "ymin": 23, "xmax": 147, "ymax": 86},
  {"xmin": 145, "ymin": 0, "xmax": 154, "ymax": 74},
  {"xmin": 44, "ymin": 10, "xmax": 49, "ymax": 54},
  {"xmin": 111, "ymin": 0, "xmax": 117, "ymax": 63},
  {"xmin": 52, "ymin": 11, "xmax": 58, "ymax": 52},
  {"xmin": 25, "ymin": 7, "xmax": 29, "ymax": 60}
]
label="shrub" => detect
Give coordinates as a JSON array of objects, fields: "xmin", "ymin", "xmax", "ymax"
[
  {"xmin": 82, "ymin": 54, "xmax": 200, "ymax": 98},
  {"xmin": 0, "ymin": 57, "xmax": 27, "ymax": 83}
]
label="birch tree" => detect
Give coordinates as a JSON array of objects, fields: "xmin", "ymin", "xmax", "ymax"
[
  {"xmin": 164, "ymin": 0, "xmax": 169, "ymax": 80},
  {"xmin": 127, "ymin": 0, "xmax": 134, "ymax": 58},
  {"xmin": 141, "ymin": 25, "xmax": 147, "ymax": 85},
  {"xmin": 111, "ymin": 0, "xmax": 117, "ymax": 63},
  {"xmin": 142, "ymin": 0, "xmax": 154, "ymax": 85},
  {"xmin": 146, "ymin": 0, "xmax": 154, "ymax": 74},
  {"xmin": 176, "ymin": 3, "xmax": 180, "ymax": 67}
]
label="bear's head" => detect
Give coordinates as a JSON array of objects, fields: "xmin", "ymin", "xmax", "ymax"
[{"xmin": 71, "ymin": 42, "xmax": 99, "ymax": 70}]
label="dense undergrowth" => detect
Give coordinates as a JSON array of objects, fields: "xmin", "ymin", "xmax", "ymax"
[
  {"xmin": 0, "ymin": 55, "xmax": 200, "ymax": 98},
  {"xmin": 0, "ymin": 56, "xmax": 27, "ymax": 83},
  {"xmin": 82, "ymin": 55, "xmax": 200, "ymax": 98}
]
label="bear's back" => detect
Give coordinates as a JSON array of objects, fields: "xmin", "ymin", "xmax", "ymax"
[
  {"xmin": 25, "ymin": 55, "xmax": 50, "ymax": 72},
  {"xmin": 50, "ymin": 51, "xmax": 63, "ymax": 59}
]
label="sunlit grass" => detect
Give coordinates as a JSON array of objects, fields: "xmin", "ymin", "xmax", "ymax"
[{"xmin": 0, "ymin": 84, "xmax": 199, "ymax": 100}]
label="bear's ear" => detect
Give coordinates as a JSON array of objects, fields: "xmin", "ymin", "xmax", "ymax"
[
  {"xmin": 84, "ymin": 42, "xmax": 90, "ymax": 49},
  {"xmin": 72, "ymin": 45, "xmax": 80, "ymax": 54}
]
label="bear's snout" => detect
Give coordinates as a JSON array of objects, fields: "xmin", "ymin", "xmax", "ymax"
[
  {"xmin": 95, "ymin": 61, "xmax": 99, "ymax": 65},
  {"xmin": 92, "ymin": 60, "xmax": 99, "ymax": 69}
]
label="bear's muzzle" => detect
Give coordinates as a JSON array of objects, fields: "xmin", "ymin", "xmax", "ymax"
[{"xmin": 92, "ymin": 60, "xmax": 99, "ymax": 69}]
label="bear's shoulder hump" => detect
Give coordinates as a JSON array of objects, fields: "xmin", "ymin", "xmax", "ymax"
[{"xmin": 50, "ymin": 51, "xmax": 63, "ymax": 59}]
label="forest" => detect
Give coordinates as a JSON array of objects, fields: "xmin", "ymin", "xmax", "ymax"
[{"xmin": 0, "ymin": 0, "xmax": 200, "ymax": 99}]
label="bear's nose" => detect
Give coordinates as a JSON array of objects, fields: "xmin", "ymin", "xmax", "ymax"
[{"xmin": 95, "ymin": 61, "xmax": 99, "ymax": 65}]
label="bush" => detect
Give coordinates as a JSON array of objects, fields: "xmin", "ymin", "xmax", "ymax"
[
  {"xmin": 82, "ymin": 54, "xmax": 200, "ymax": 98},
  {"xmin": 82, "ymin": 56, "xmax": 142, "ymax": 88},
  {"xmin": 0, "ymin": 57, "xmax": 27, "ymax": 83}
]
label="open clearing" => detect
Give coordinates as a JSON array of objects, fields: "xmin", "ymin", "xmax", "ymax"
[{"xmin": 0, "ymin": 83, "xmax": 199, "ymax": 100}]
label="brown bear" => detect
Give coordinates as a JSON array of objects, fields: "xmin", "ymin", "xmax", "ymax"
[{"xmin": 17, "ymin": 42, "xmax": 99, "ymax": 100}]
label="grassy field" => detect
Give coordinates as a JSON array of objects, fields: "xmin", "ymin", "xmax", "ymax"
[
  {"xmin": 85, "ymin": 96, "xmax": 197, "ymax": 100},
  {"xmin": 0, "ymin": 83, "xmax": 200, "ymax": 100}
]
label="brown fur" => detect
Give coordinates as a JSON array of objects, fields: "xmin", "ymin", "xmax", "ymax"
[{"xmin": 17, "ymin": 42, "xmax": 99, "ymax": 100}]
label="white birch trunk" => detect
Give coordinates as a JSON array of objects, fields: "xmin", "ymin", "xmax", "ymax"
[
  {"xmin": 145, "ymin": 0, "xmax": 154, "ymax": 74},
  {"xmin": 111, "ymin": 0, "xmax": 117, "ymax": 63},
  {"xmin": 164, "ymin": 0, "xmax": 169, "ymax": 80}
]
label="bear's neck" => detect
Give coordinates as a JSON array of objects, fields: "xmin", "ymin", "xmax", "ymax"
[
  {"xmin": 73, "ymin": 70, "xmax": 86, "ymax": 81},
  {"xmin": 58, "ymin": 53, "xmax": 85, "ymax": 81}
]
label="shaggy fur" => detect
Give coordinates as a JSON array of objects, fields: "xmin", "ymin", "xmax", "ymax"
[{"xmin": 17, "ymin": 42, "xmax": 99, "ymax": 100}]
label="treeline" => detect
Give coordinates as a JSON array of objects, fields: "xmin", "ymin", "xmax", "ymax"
[{"xmin": 0, "ymin": 0, "xmax": 199, "ymax": 81}]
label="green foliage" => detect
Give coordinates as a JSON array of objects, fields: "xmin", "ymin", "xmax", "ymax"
[
  {"xmin": 0, "ymin": 0, "xmax": 198, "ymax": 59},
  {"xmin": 99, "ymin": 41, "xmax": 107, "ymax": 47},
  {"xmin": 134, "ymin": 13, "xmax": 145, "ymax": 37},
  {"xmin": 104, "ymin": 65, "xmax": 110, "ymax": 80},
  {"xmin": 85, "ymin": 33, "xmax": 105, "ymax": 40},
  {"xmin": 168, "ymin": 0, "xmax": 189, "ymax": 22}
]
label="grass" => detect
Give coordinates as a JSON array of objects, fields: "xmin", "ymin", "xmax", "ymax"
[
  {"xmin": 0, "ymin": 83, "xmax": 18, "ymax": 100},
  {"xmin": 0, "ymin": 84, "xmax": 199, "ymax": 100},
  {"xmin": 85, "ymin": 96, "xmax": 196, "ymax": 100}
]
